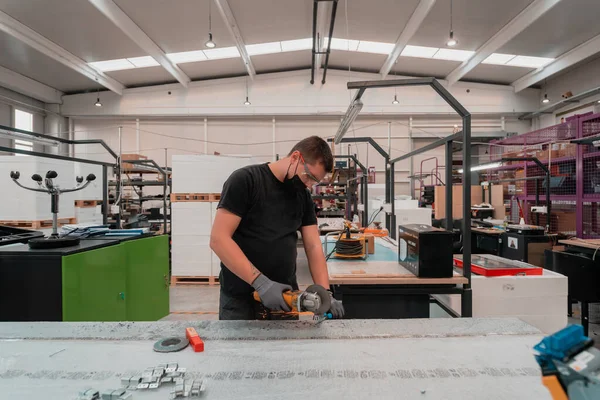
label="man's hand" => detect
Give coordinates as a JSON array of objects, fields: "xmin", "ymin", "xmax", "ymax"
[
  {"xmin": 252, "ymin": 274, "xmax": 292, "ymax": 311},
  {"xmin": 328, "ymin": 291, "xmax": 345, "ymax": 318}
]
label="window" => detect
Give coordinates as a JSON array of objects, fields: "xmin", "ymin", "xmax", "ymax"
[{"xmin": 14, "ymin": 109, "xmax": 33, "ymax": 156}]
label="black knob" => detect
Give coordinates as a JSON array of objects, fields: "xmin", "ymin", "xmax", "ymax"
[
  {"xmin": 46, "ymin": 170, "xmax": 58, "ymax": 179},
  {"xmin": 76, "ymin": 176, "xmax": 83, "ymax": 183},
  {"xmin": 86, "ymin": 173, "xmax": 97, "ymax": 182},
  {"xmin": 31, "ymin": 174, "xmax": 42, "ymax": 182},
  {"xmin": 10, "ymin": 171, "xmax": 20, "ymax": 180}
]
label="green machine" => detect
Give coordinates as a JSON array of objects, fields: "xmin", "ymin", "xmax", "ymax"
[{"xmin": 0, "ymin": 234, "xmax": 169, "ymax": 322}]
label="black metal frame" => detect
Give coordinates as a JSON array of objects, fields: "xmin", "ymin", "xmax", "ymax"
[
  {"xmin": 124, "ymin": 159, "xmax": 170, "ymax": 234},
  {"xmin": 310, "ymin": 0, "xmax": 338, "ymax": 85},
  {"xmin": 0, "ymin": 124, "xmax": 118, "ymax": 226},
  {"xmin": 327, "ymin": 137, "xmax": 393, "ymax": 232},
  {"xmin": 337, "ymin": 77, "xmax": 472, "ymax": 317},
  {"xmin": 332, "ymin": 155, "xmax": 368, "ymax": 224}
]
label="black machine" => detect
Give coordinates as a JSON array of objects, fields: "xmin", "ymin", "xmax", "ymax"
[
  {"xmin": 398, "ymin": 224, "xmax": 454, "ymax": 278},
  {"xmin": 10, "ymin": 170, "xmax": 96, "ymax": 249},
  {"xmin": 502, "ymin": 224, "xmax": 551, "ymax": 267}
]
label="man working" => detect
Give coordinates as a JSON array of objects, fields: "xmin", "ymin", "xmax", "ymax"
[{"xmin": 210, "ymin": 136, "xmax": 344, "ymax": 320}]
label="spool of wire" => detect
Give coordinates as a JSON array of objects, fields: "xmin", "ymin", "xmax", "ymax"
[{"xmin": 335, "ymin": 238, "xmax": 364, "ymax": 256}]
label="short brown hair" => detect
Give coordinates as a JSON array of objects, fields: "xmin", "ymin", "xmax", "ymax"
[{"xmin": 288, "ymin": 136, "xmax": 334, "ymax": 172}]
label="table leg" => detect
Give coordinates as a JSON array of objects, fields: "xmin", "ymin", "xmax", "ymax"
[
  {"xmin": 568, "ymin": 295, "xmax": 573, "ymax": 317},
  {"xmin": 582, "ymin": 301, "xmax": 589, "ymax": 337}
]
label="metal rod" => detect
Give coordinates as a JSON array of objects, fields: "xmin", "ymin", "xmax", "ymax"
[
  {"xmin": 390, "ymin": 132, "xmax": 461, "ymax": 164},
  {"xmin": 445, "ymin": 140, "xmax": 453, "ymax": 230},
  {"xmin": 310, "ymin": 0, "xmax": 318, "ymax": 84},
  {"xmin": 102, "ymin": 166, "xmax": 108, "ymax": 225},
  {"xmin": 326, "ymin": 137, "xmax": 389, "ymax": 160},
  {"xmin": 321, "ymin": 0, "xmax": 338, "ymax": 84},
  {"xmin": 461, "ymin": 114, "xmax": 472, "ymax": 318},
  {"xmin": 0, "ymin": 146, "xmax": 113, "ymax": 166},
  {"xmin": 0, "ymin": 124, "xmax": 118, "ymax": 160},
  {"xmin": 389, "ymin": 161, "xmax": 396, "ymax": 239}
]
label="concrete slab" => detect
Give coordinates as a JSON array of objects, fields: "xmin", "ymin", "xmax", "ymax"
[{"xmin": 0, "ymin": 319, "xmax": 550, "ymax": 399}]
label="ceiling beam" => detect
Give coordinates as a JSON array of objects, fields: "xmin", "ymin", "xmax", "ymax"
[
  {"xmin": 213, "ymin": 0, "xmax": 256, "ymax": 79},
  {"xmin": 513, "ymin": 33, "xmax": 600, "ymax": 92},
  {"xmin": 88, "ymin": 0, "xmax": 190, "ymax": 88},
  {"xmin": 0, "ymin": 10, "xmax": 124, "ymax": 95},
  {"xmin": 446, "ymin": 0, "xmax": 561, "ymax": 86},
  {"xmin": 379, "ymin": 0, "xmax": 436, "ymax": 78},
  {"xmin": 314, "ymin": 1, "xmax": 332, "ymax": 70},
  {"xmin": 0, "ymin": 65, "xmax": 63, "ymax": 103}
]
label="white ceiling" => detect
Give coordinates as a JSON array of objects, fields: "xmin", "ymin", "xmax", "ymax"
[
  {"xmin": 0, "ymin": 30, "xmax": 104, "ymax": 92},
  {"xmin": 409, "ymin": 0, "xmax": 534, "ymax": 50},
  {"xmin": 497, "ymin": 0, "xmax": 600, "ymax": 58},
  {"xmin": 0, "ymin": 0, "xmax": 600, "ymax": 97},
  {"xmin": 113, "ymin": 0, "xmax": 236, "ymax": 53},
  {"xmin": 0, "ymin": 0, "xmax": 145, "ymax": 62}
]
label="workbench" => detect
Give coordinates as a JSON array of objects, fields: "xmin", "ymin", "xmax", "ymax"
[
  {"xmin": 325, "ymin": 238, "xmax": 468, "ymax": 319},
  {"xmin": 546, "ymin": 239, "xmax": 600, "ymax": 336},
  {"xmin": 0, "ymin": 318, "xmax": 551, "ymax": 399},
  {"xmin": 0, "ymin": 234, "xmax": 170, "ymax": 322}
]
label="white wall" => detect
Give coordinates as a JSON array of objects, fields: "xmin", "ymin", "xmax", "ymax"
[
  {"xmin": 73, "ymin": 115, "xmax": 530, "ymax": 197},
  {"xmin": 535, "ymin": 57, "xmax": 600, "ymax": 128},
  {"xmin": 61, "ymin": 70, "xmax": 541, "ymax": 118}
]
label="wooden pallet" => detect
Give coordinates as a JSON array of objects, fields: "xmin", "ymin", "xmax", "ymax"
[
  {"xmin": 170, "ymin": 193, "xmax": 221, "ymax": 202},
  {"xmin": 74, "ymin": 200, "xmax": 101, "ymax": 208},
  {"xmin": 0, "ymin": 217, "xmax": 77, "ymax": 229},
  {"xmin": 171, "ymin": 276, "xmax": 220, "ymax": 286}
]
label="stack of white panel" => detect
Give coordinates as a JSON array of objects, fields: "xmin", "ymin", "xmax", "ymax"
[
  {"xmin": 171, "ymin": 202, "xmax": 215, "ymax": 277},
  {"xmin": 74, "ymin": 163, "xmax": 104, "ymax": 200},
  {"xmin": 0, "ymin": 156, "xmax": 76, "ymax": 220},
  {"xmin": 436, "ymin": 269, "xmax": 568, "ymax": 334},
  {"xmin": 75, "ymin": 205, "xmax": 103, "ymax": 224},
  {"xmin": 172, "ymin": 155, "xmax": 253, "ymax": 193}
]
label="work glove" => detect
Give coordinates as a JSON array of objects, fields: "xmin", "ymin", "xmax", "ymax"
[
  {"xmin": 328, "ymin": 291, "xmax": 345, "ymax": 319},
  {"xmin": 252, "ymin": 274, "xmax": 292, "ymax": 312}
]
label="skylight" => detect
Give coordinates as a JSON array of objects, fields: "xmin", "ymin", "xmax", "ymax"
[
  {"xmin": 89, "ymin": 59, "xmax": 135, "ymax": 72},
  {"xmin": 433, "ymin": 48, "xmax": 475, "ymax": 62},
  {"xmin": 401, "ymin": 45, "xmax": 439, "ymax": 58},
  {"xmin": 167, "ymin": 50, "xmax": 208, "ymax": 64},
  {"xmin": 506, "ymin": 55, "xmax": 554, "ymax": 68},
  {"xmin": 356, "ymin": 40, "xmax": 395, "ymax": 55},
  {"xmin": 280, "ymin": 38, "xmax": 313, "ymax": 52},
  {"xmin": 128, "ymin": 56, "xmax": 160, "ymax": 68},
  {"xmin": 87, "ymin": 37, "xmax": 555, "ymax": 75},
  {"xmin": 482, "ymin": 53, "xmax": 516, "ymax": 65},
  {"xmin": 246, "ymin": 41, "xmax": 282, "ymax": 56},
  {"xmin": 203, "ymin": 47, "xmax": 241, "ymax": 60}
]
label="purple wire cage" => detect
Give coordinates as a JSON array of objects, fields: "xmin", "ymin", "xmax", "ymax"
[{"xmin": 482, "ymin": 113, "xmax": 600, "ymax": 237}]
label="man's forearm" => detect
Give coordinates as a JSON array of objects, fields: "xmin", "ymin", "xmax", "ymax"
[
  {"xmin": 305, "ymin": 245, "xmax": 330, "ymax": 288},
  {"xmin": 210, "ymin": 235, "xmax": 260, "ymax": 284}
]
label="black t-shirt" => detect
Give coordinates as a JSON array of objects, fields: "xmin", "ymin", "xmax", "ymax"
[{"xmin": 217, "ymin": 163, "xmax": 317, "ymax": 296}]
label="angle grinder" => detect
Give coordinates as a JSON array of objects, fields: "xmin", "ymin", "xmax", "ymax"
[{"xmin": 253, "ymin": 284, "xmax": 331, "ymax": 314}]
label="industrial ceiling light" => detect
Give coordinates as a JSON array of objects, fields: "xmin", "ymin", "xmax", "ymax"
[
  {"xmin": 94, "ymin": 88, "xmax": 102, "ymax": 107},
  {"xmin": 542, "ymin": 94, "xmax": 550, "ymax": 104},
  {"xmin": 334, "ymin": 99, "xmax": 364, "ymax": 144},
  {"xmin": 446, "ymin": 0, "xmax": 457, "ymax": 47},
  {"xmin": 392, "ymin": 94, "xmax": 399, "ymax": 105},
  {"xmin": 205, "ymin": 0, "xmax": 216, "ymax": 48},
  {"xmin": 243, "ymin": 76, "xmax": 251, "ymax": 106},
  {"xmin": 457, "ymin": 162, "xmax": 502, "ymax": 174}
]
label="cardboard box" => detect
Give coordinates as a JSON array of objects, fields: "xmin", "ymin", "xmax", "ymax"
[{"xmin": 398, "ymin": 224, "xmax": 453, "ymax": 278}]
